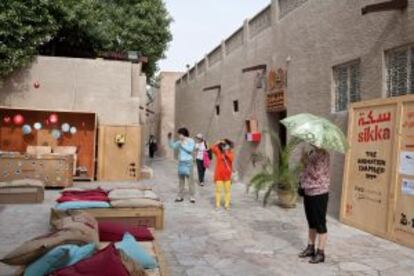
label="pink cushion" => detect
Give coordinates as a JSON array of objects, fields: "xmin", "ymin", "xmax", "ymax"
[
  {"xmin": 57, "ymin": 188, "xmax": 109, "ymax": 203},
  {"xmin": 98, "ymin": 221, "xmax": 154, "ymax": 242},
  {"xmin": 50, "ymin": 244, "xmax": 129, "ymax": 276}
]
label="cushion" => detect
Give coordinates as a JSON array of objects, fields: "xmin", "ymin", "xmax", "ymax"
[
  {"xmin": 1, "ymin": 229, "xmax": 96, "ymax": 266},
  {"xmin": 26, "ymin": 146, "xmax": 52, "ymax": 155},
  {"xmin": 52, "ymin": 213, "xmax": 98, "ymax": 231},
  {"xmin": 110, "ymin": 198, "xmax": 163, "ymax": 208},
  {"xmin": 98, "ymin": 221, "xmax": 154, "ymax": 242},
  {"xmin": 115, "ymin": 233, "xmax": 158, "ymax": 269},
  {"xmin": 0, "ymin": 179, "xmax": 44, "ymax": 188},
  {"xmin": 57, "ymin": 195, "xmax": 110, "ymax": 203},
  {"xmin": 53, "ymin": 146, "xmax": 77, "ymax": 155},
  {"xmin": 57, "ymin": 188, "xmax": 109, "ymax": 203},
  {"xmin": 24, "ymin": 244, "xmax": 95, "ymax": 276},
  {"xmin": 55, "ymin": 201, "xmax": 111, "ymax": 210},
  {"xmin": 118, "ymin": 249, "xmax": 147, "ymax": 276},
  {"xmin": 51, "ymin": 213, "xmax": 99, "ymax": 245},
  {"xmin": 108, "ymin": 189, "xmax": 144, "ymax": 200},
  {"xmin": 143, "ymin": 190, "xmax": 159, "ymax": 201},
  {"xmin": 50, "ymin": 244, "xmax": 129, "ymax": 276}
]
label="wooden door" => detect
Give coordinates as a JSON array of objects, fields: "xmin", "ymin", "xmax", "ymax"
[{"xmin": 97, "ymin": 125, "xmax": 141, "ymax": 180}]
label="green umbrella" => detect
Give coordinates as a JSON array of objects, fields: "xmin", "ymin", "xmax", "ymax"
[{"xmin": 281, "ymin": 113, "xmax": 349, "ymax": 154}]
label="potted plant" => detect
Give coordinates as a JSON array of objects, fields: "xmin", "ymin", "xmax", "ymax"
[{"xmin": 248, "ymin": 134, "xmax": 302, "ymax": 208}]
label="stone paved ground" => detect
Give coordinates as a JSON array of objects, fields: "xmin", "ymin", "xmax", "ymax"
[{"xmin": 1, "ymin": 158, "xmax": 414, "ymax": 275}]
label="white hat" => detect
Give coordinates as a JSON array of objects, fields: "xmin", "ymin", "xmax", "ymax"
[{"xmin": 196, "ymin": 133, "xmax": 203, "ymax": 139}]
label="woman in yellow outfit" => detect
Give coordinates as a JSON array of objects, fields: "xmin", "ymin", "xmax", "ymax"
[{"xmin": 211, "ymin": 139, "xmax": 234, "ymax": 209}]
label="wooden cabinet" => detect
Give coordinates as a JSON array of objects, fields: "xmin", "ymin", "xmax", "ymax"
[{"xmin": 0, "ymin": 153, "xmax": 73, "ymax": 187}]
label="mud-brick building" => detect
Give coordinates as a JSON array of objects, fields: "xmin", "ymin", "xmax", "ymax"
[
  {"xmin": 175, "ymin": 0, "xmax": 414, "ymax": 215},
  {"xmin": 0, "ymin": 56, "xmax": 147, "ymax": 181}
]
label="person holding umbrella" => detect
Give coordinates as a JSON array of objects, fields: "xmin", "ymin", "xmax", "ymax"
[{"xmin": 281, "ymin": 113, "xmax": 348, "ymax": 264}]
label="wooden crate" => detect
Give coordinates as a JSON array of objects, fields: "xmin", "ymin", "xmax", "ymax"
[
  {"xmin": 0, "ymin": 186, "xmax": 44, "ymax": 204},
  {"xmin": 97, "ymin": 125, "xmax": 141, "ymax": 181},
  {"xmin": 0, "ymin": 153, "xmax": 73, "ymax": 188},
  {"xmin": 341, "ymin": 94, "xmax": 414, "ymax": 249},
  {"xmin": 50, "ymin": 206, "xmax": 164, "ymax": 230}
]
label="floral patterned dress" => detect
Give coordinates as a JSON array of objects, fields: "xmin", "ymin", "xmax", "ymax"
[{"xmin": 300, "ymin": 150, "xmax": 330, "ymax": 196}]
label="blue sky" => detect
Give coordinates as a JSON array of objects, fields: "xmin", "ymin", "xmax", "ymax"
[{"xmin": 159, "ymin": 0, "xmax": 271, "ymax": 72}]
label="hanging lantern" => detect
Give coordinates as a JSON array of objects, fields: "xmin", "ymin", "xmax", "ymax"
[
  {"xmin": 61, "ymin": 123, "xmax": 70, "ymax": 133},
  {"xmin": 45, "ymin": 119, "xmax": 50, "ymax": 126},
  {"xmin": 22, "ymin": 124, "xmax": 32, "ymax": 135},
  {"xmin": 81, "ymin": 121, "xmax": 86, "ymax": 127},
  {"xmin": 13, "ymin": 114, "xmax": 25, "ymax": 126},
  {"xmin": 3, "ymin": 116, "xmax": 11, "ymax": 124},
  {"xmin": 33, "ymin": 122, "xmax": 42, "ymax": 130},
  {"xmin": 69, "ymin": 126, "xmax": 77, "ymax": 135},
  {"xmin": 51, "ymin": 129, "xmax": 61, "ymax": 140},
  {"xmin": 49, "ymin": 113, "xmax": 58, "ymax": 124},
  {"xmin": 33, "ymin": 81, "xmax": 40, "ymax": 89}
]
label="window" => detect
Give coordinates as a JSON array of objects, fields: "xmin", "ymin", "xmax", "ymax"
[
  {"xmin": 233, "ymin": 100, "xmax": 239, "ymax": 113},
  {"xmin": 333, "ymin": 61, "xmax": 361, "ymax": 112},
  {"xmin": 386, "ymin": 45, "xmax": 414, "ymax": 97},
  {"xmin": 215, "ymin": 105, "xmax": 220, "ymax": 116}
]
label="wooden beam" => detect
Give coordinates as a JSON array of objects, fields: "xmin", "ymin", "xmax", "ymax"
[
  {"xmin": 242, "ymin": 64, "xmax": 267, "ymax": 73},
  {"xmin": 362, "ymin": 0, "xmax": 408, "ymax": 15},
  {"xmin": 203, "ymin": 85, "xmax": 221, "ymax": 92}
]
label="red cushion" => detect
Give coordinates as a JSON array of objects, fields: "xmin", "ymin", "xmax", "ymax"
[
  {"xmin": 50, "ymin": 244, "xmax": 129, "ymax": 276},
  {"xmin": 57, "ymin": 188, "xmax": 109, "ymax": 203},
  {"xmin": 98, "ymin": 221, "xmax": 154, "ymax": 242}
]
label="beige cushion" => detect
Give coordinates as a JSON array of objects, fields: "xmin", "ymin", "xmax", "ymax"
[
  {"xmin": 53, "ymin": 146, "xmax": 77, "ymax": 155},
  {"xmin": 108, "ymin": 189, "xmax": 144, "ymax": 200},
  {"xmin": 144, "ymin": 191, "xmax": 160, "ymax": 201},
  {"xmin": 1, "ymin": 228, "xmax": 95, "ymax": 265},
  {"xmin": 51, "ymin": 213, "xmax": 99, "ymax": 245},
  {"xmin": 26, "ymin": 146, "xmax": 51, "ymax": 155},
  {"xmin": 110, "ymin": 198, "xmax": 163, "ymax": 208},
  {"xmin": 0, "ymin": 179, "xmax": 44, "ymax": 189}
]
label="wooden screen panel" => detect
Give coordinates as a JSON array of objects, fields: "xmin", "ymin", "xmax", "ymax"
[
  {"xmin": 97, "ymin": 125, "xmax": 141, "ymax": 181},
  {"xmin": 392, "ymin": 101, "xmax": 414, "ymax": 248},
  {"xmin": 341, "ymin": 103, "xmax": 397, "ymax": 237}
]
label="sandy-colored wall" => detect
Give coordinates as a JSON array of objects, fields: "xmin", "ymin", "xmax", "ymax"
[
  {"xmin": 176, "ymin": 0, "xmax": 414, "ymax": 216},
  {"xmin": 0, "ymin": 56, "xmax": 142, "ymax": 125},
  {"xmin": 159, "ymin": 72, "xmax": 182, "ymax": 159}
]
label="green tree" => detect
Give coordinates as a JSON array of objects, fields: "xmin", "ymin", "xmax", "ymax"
[
  {"xmin": 1, "ymin": 0, "xmax": 172, "ymax": 80},
  {"xmin": 41, "ymin": 0, "xmax": 173, "ymax": 79},
  {"xmin": 0, "ymin": 0, "xmax": 60, "ymax": 79}
]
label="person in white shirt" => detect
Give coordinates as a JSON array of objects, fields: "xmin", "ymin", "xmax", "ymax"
[{"xmin": 194, "ymin": 133, "xmax": 208, "ymax": 186}]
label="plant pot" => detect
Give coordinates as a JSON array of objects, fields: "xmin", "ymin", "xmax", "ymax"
[{"xmin": 277, "ymin": 189, "xmax": 297, "ymax": 208}]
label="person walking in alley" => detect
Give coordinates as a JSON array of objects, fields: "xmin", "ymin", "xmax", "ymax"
[
  {"xmin": 194, "ymin": 133, "xmax": 210, "ymax": 186},
  {"xmin": 298, "ymin": 146, "xmax": 330, "ymax": 264},
  {"xmin": 168, "ymin": 128, "xmax": 196, "ymax": 203},
  {"xmin": 211, "ymin": 139, "xmax": 234, "ymax": 210},
  {"xmin": 148, "ymin": 135, "xmax": 158, "ymax": 159}
]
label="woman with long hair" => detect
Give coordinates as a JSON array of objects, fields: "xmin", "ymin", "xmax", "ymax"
[{"xmin": 211, "ymin": 139, "xmax": 234, "ymax": 210}]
